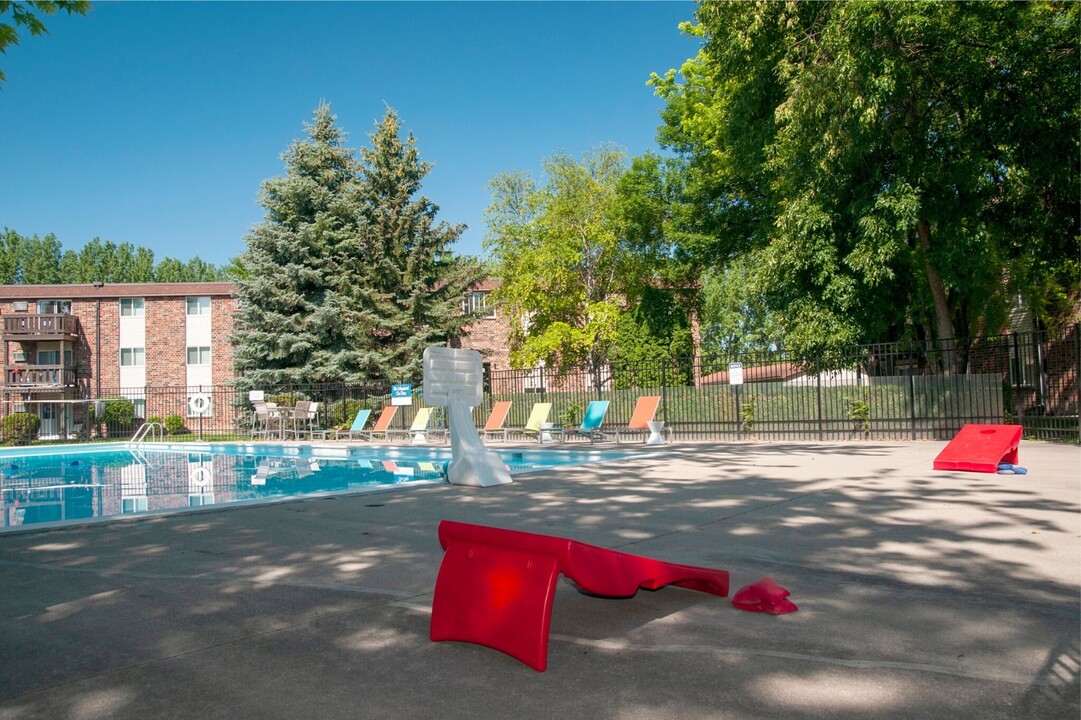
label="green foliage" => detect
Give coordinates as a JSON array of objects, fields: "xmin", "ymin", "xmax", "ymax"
[
  {"xmin": 611, "ymin": 287, "xmax": 694, "ymax": 387},
  {"xmin": 89, "ymin": 398, "xmax": 135, "ymax": 428},
  {"xmin": 845, "ymin": 396, "xmax": 870, "ymax": 436},
  {"xmin": 700, "ymin": 254, "xmax": 781, "ymax": 355},
  {"xmin": 486, "ymin": 146, "xmax": 649, "ymax": 381},
  {"xmin": 652, "ymin": 1, "xmax": 1080, "ymax": 351},
  {"xmin": 557, "ymin": 401, "xmax": 582, "ymax": 428},
  {"xmin": 233, "ymin": 104, "xmax": 480, "ymax": 387},
  {"xmin": 0, "ymin": 228, "xmax": 225, "ymax": 283},
  {"xmin": 163, "ymin": 414, "xmax": 186, "ymax": 434},
  {"xmin": 1, "ymin": 411, "xmax": 40, "ymax": 445},
  {"xmin": 739, "ymin": 397, "xmax": 756, "ymax": 435},
  {"xmin": 0, "ymin": 1, "xmax": 90, "ymax": 84}
]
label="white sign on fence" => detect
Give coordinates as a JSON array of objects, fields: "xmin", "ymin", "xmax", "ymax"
[
  {"xmin": 390, "ymin": 383, "xmax": 413, "ymax": 406},
  {"xmin": 729, "ymin": 362, "xmax": 744, "ymax": 386}
]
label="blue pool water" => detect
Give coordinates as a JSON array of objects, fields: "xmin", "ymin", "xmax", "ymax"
[{"xmin": 0, "ymin": 443, "xmax": 637, "ymax": 531}]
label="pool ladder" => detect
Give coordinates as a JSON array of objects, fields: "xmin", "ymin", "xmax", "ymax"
[{"xmin": 129, "ymin": 421, "xmax": 164, "ymax": 446}]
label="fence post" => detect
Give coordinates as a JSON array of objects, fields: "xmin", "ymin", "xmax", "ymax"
[
  {"xmin": 661, "ymin": 359, "xmax": 668, "ymax": 426},
  {"xmin": 908, "ymin": 370, "xmax": 918, "ymax": 441},
  {"xmin": 816, "ymin": 355, "xmax": 824, "ymax": 441},
  {"xmin": 1011, "ymin": 332, "xmax": 1023, "ymax": 429},
  {"xmin": 1075, "ymin": 322, "xmax": 1080, "ymax": 446}
]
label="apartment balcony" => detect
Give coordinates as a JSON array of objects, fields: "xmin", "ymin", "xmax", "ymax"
[
  {"xmin": 3, "ymin": 365, "xmax": 77, "ymax": 391},
  {"xmin": 2, "ymin": 314, "xmax": 81, "ymax": 341}
]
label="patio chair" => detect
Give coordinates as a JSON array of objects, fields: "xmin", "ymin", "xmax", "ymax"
[
  {"xmin": 335, "ymin": 408, "xmax": 372, "ymax": 440},
  {"xmin": 560, "ymin": 400, "xmax": 610, "ymax": 444},
  {"xmin": 509, "ymin": 402, "xmax": 553, "ymax": 443},
  {"xmin": 289, "ymin": 400, "xmax": 313, "ymax": 439},
  {"xmin": 250, "ymin": 400, "xmax": 273, "ymax": 439},
  {"xmin": 613, "ymin": 395, "xmax": 667, "ymax": 444},
  {"xmin": 481, "ymin": 401, "xmax": 513, "ymax": 442}
]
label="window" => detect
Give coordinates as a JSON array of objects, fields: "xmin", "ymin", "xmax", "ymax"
[
  {"xmin": 132, "ymin": 399, "xmax": 146, "ymax": 418},
  {"xmin": 464, "ymin": 291, "xmax": 495, "ymax": 318},
  {"xmin": 120, "ymin": 348, "xmax": 145, "ymax": 366},
  {"xmin": 186, "ymin": 296, "xmax": 211, "ymax": 316},
  {"xmin": 37, "ymin": 300, "xmax": 71, "ymax": 314},
  {"xmin": 36, "ymin": 350, "xmax": 73, "ymax": 365},
  {"xmin": 120, "ymin": 298, "xmax": 145, "ymax": 317},
  {"xmin": 121, "ymin": 497, "xmax": 148, "ymax": 514},
  {"xmin": 186, "ymin": 346, "xmax": 211, "ymax": 365}
]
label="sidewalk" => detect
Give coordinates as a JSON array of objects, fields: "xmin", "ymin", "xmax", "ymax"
[{"xmin": 1, "ymin": 440, "xmax": 1078, "ymax": 719}]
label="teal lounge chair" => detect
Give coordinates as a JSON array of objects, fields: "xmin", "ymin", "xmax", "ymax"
[
  {"xmin": 561, "ymin": 400, "xmax": 610, "ymax": 443},
  {"xmin": 336, "ymin": 408, "xmax": 372, "ymax": 440}
]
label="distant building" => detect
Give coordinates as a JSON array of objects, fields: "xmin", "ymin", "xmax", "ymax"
[
  {"xmin": 0, "ymin": 283, "xmax": 237, "ymax": 438},
  {"xmin": 0, "ymin": 280, "xmax": 513, "ymax": 439}
]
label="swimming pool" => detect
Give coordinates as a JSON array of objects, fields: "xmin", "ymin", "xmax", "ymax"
[{"xmin": 0, "ymin": 443, "xmax": 641, "ymax": 532}]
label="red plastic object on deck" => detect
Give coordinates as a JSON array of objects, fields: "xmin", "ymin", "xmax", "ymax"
[
  {"xmin": 429, "ymin": 520, "xmax": 730, "ymax": 671},
  {"xmin": 731, "ymin": 577, "xmax": 798, "ymax": 614},
  {"xmin": 933, "ymin": 424, "xmax": 1022, "ymax": 473}
]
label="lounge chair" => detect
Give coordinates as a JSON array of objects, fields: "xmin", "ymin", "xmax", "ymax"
[
  {"xmin": 335, "ymin": 408, "xmax": 372, "ymax": 440},
  {"xmin": 614, "ymin": 395, "xmax": 667, "ymax": 444},
  {"xmin": 561, "ymin": 400, "xmax": 610, "ymax": 443},
  {"xmin": 361, "ymin": 406, "xmax": 398, "ymax": 441},
  {"xmin": 481, "ymin": 401, "xmax": 513, "ymax": 442},
  {"xmin": 389, "ymin": 407, "xmax": 444, "ymax": 444},
  {"xmin": 509, "ymin": 402, "xmax": 553, "ymax": 442}
]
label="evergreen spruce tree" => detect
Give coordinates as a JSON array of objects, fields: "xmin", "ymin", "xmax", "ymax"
[
  {"xmin": 232, "ymin": 104, "xmax": 481, "ymax": 387},
  {"xmin": 345, "ymin": 109, "xmax": 481, "ymax": 380},
  {"xmin": 232, "ymin": 103, "xmax": 362, "ymax": 387}
]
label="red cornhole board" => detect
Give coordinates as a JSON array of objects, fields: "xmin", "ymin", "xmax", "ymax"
[
  {"xmin": 933, "ymin": 424, "xmax": 1022, "ymax": 473},
  {"xmin": 429, "ymin": 520, "xmax": 729, "ymax": 671}
]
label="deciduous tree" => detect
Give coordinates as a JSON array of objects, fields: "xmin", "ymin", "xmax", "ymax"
[{"xmin": 652, "ymin": 1, "xmax": 1079, "ymax": 359}]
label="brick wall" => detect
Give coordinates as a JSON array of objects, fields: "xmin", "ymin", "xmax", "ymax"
[{"xmin": 145, "ymin": 297, "xmax": 188, "ymax": 388}]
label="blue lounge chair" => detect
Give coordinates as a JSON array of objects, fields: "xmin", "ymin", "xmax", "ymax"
[
  {"xmin": 336, "ymin": 408, "xmax": 372, "ymax": 440},
  {"xmin": 561, "ymin": 400, "xmax": 610, "ymax": 443}
]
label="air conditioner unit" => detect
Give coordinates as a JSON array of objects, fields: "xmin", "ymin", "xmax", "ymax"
[
  {"xmin": 12, "ymin": 301, "xmax": 28, "ymax": 312},
  {"xmin": 12, "ymin": 352, "xmax": 27, "ymax": 363}
]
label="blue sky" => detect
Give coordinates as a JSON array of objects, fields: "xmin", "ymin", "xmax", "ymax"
[{"xmin": 0, "ymin": 1, "xmax": 700, "ymax": 267}]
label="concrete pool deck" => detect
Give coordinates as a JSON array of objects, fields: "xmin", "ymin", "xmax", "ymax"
[{"xmin": 0, "ymin": 440, "xmax": 1078, "ymax": 719}]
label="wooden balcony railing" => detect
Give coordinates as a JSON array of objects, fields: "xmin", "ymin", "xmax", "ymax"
[
  {"xmin": 2, "ymin": 314, "xmax": 81, "ymax": 340},
  {"xmin": 4, "ymin": 365, "xmax": 77, "ymax": 388}
]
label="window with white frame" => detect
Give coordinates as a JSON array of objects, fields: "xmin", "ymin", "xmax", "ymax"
[
  {"xmin": 120, "ymin": 347, "xmax": 145, "ymax": 366},
  {"xmin": 186, "ymin": 296, "xmax": 211, "ymax": 316},
  {"xmin": 120, "ymin": 298, "xmax": 145, "ymax": 316},
  {"xmin": 464, "ymin": 291, "xmax": 495, "ymax": 318},
  {"xmin": 37, "ymin": 300, "xmax": 71, "ymax": 314},
  {"xmin": 186, "ymin": 346, "xmax": 211, "ymax": 365}
]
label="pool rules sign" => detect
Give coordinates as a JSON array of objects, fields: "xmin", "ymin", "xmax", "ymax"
[{"xmin": 728, "ymin": 362, "xmax": 744, "ymax": 385}]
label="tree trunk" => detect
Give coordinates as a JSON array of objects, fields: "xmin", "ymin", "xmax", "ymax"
[{"xmin": 917, "ymin": 219, "xmax": 957, "ymax": 374}]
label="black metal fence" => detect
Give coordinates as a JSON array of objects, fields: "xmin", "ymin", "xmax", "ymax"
[
  {"xmin": 480, "ymin": 324, "xmax": 1080, "ymax": 444},
  {"xmin": 4, "ymin": 325, "xmax": 1078, "ymax": 445}
]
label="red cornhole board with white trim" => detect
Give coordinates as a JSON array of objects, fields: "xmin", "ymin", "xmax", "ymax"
[
  {"xmin": 429, "ymin": 520, "xmax": 729, "ymax": 671},
  {"xmin": 933, "ymin": 424, "xmax": 1022, "ymax": 473}
]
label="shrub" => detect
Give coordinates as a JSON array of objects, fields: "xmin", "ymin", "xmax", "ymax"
[
  {"xmin": 90, "ymin": 398, "xmax": 136, "ymax": 429},
  {"xmin": 164, "ymin": 414, "xmax": 187, "ymax": 434},
  {"xmin": 1, "ymin": 412, "xmax": 41, "ymax": 445}
]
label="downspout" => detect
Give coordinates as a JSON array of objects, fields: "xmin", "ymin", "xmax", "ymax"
[{"xmin": 95, "ymin": 295, "xmax": 101, "ymax": 400}]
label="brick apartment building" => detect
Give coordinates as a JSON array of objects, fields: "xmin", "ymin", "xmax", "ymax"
[
  {"xmin": 0, "ymin": 281, "xmax": 512, "ymax": 439},
  {"xmin": 0, "ymin": 283, "xmax": 238, "ymax": 438}
]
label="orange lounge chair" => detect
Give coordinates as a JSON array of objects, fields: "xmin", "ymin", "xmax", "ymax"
[
  {"xmin": 481, "ymin": 401, "xmax": 513, "ymax": 442},
  {"xmin": 615, "ymin": 395, "xmax": 666, "ymax": 443},
  {"xmin": 360, "ymin": 406, "xmax": 398, "ymax": 441}
]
